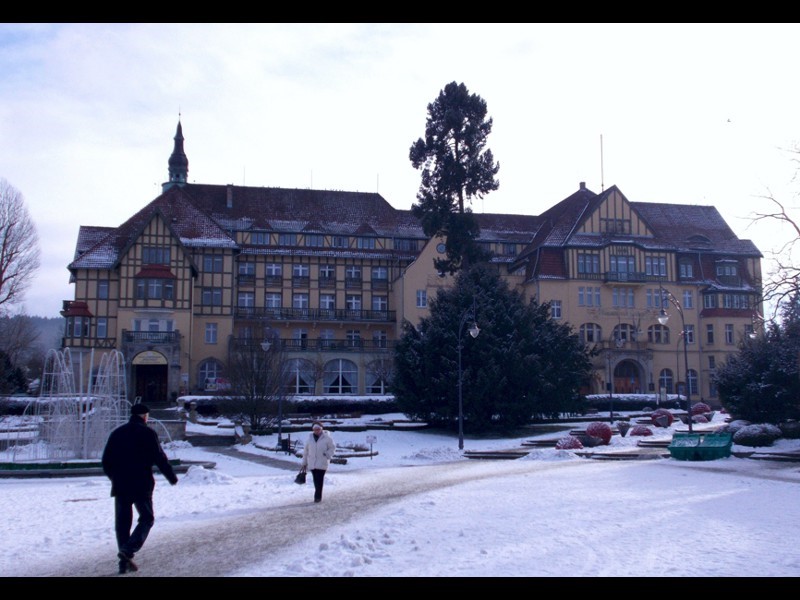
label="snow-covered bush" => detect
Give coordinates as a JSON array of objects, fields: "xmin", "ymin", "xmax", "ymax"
[
  {"xmin": 720, "ymin": 419, "xmax": 751, "ymax": 435},
  {"xmin": 586, "ymin": 421, "xmax": 612, "ymax": 445},
  {"xmin": 779, "ymin": 421, "xmax": 800, "ymax": 439},
  {"xmin": 629, "ymin": 425, "xmax": 653, "ymax": 437},
  {"xmin": 555, "ymin": 436, "xmax": 584, "ymax": 450},
  {"xmin": 692, "ymin": 415, "xmax": 709, "ymax": 423},
  {"xmin": 691, "ymin": 402, "xmax": 711, "ymax": 415},
  {"xmin": 733, "ymin": 423, "xmax": 782, "ymax": 447},
  {"xmin": 650, "ymin": 408, "xmax": 674, "ymax": 428}
]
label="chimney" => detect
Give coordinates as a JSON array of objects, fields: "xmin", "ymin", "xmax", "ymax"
[
  {"xmin": 579, "ymin": 181, "xmax": 586, "ymax": 191},
  {"xmin": 226, "ymin": 185, "xmax": 233, "ymax": 209}
]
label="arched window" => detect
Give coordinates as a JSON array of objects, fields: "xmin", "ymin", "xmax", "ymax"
[
  {"xmin": 579, "ymin": 323, "xmax": 602, "ymax": 344},
  {"xmin": 648, "ymin": 324, "xmax": 670, "ymax": 344},
  {"xmin": 366, "ymin": 359, "xmax": 392, "ymax": 395},
  {"xmin": 323, "ymin": 359, "xmax": 358, "ymax": 395},
  {"xmin": 198, "ymin": 359, "xmax": 223, "ymax": 391},
  {"xmin": 659, "ymin": 369, "xmax": 674, "ymax": 394},
  {"xmin": 287, "ymin": 358, "xmax": 315, "ymax": 395}
]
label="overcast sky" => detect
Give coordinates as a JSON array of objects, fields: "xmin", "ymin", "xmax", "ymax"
[{"xmin": 2, "ymin": 23, "xmax": 800, "ymax": 318}]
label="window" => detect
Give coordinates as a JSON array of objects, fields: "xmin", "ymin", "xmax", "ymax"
[
  {"xmin": 346, "ymin": 265, "xmax": 361, "ymax": 280},
  {"xmin": 716, "ymin": 262, "xmax": 738, "ymax": 277},
  {"xmin": 725, "ymin": 324, "xmax": 734, "ymax": 344},
  {"xmin": 577, "ymin": 253, "xmax": 600, "ymax": 275},
  {"xmin": 357, "ymin": 237, "xmax": 376, "ymax": 249},
  {"xmin": 679, "ymin": 262, "xmax": 693, "ymax": 278},
  {"xmin": 346, "ymin": 330, "xmax": 361, "ymax": 347},
  {"xmin": 648, "ymin": 325, "xmax": 670, "ymax": 344},
  {"xmin": 688, "ymin": 369, "xmax": 698, "ymax": 396},
  {"xmin": 704, "ymin": 294, "xmax": 717, "ymax": 309},
  {"xmin": 645, "ymin": 256, "xmax": 667, "ymax": 277},
  {"xmin": 142, "ymin": 246, "xmax": 170, "ymax": 264},
  {"xmin": 202, "ymin": 288, "xmax": 222, "ymax": 306},
  {"xmin": 288, "ymin": 359, "xmax": 315, "ymax": 395},
  {"xmin": 550, "ymin": 300, "xmax": 562, "ymax": 319},
  {"xmin": 612, "ymin": 287, "xmax": 634, "ymax": 308},
  {"xmin": 579, "ymin": 323, "xmax": 602, "ymax": 344},
  {"xmin": 136, "ymin": 278, "xmax": 174, "ymax": 300},
  {"xmin": 682, "ymin": 290, "xmax": 693, "ymax": 309},
  {"xmin": 578, "ymin": 286, "xmax": 601, "ymax": 307},
  {"xmin": 395, "ymin": 238, "xmax": 418, "ymax": 252},
  {"xmin": 346, "ymin": 295, "xmax": 362, "ymax": 311},
  {"xmin": 416, "ymin": 289, "xmax": 427, "ymax": 308},
  {"xmin": 293, "ymin": 264, "xmax": 310, "ymax": 277},
  {"xmin": 199, "ymin": 359, "xmax": 222, "ymax": 390},
  {"xmin": 251, "ymin": 231, "xmax": 270, "ymax": 245},
  {"xmin": 708, "ymin": 355, "xmax": 716, "ymax": 369},
  {"xmin": 659, "ymin": 369, "xmax": 674, "ymax": 394},
  {"xmin": 610, "ymin": 256, "xmax": 635, "ymax": 274},
  {"xmin": 203, "ymin": 255, "xmax": 223, "ymax": 273},
  {"xmin": 205, "ymin": 323, "xmax": 218, "ymax": 344},
  {"xmin": 647, "ymin": 288, "xmax": 668, "ymax": 309},
  {"xmin": 66, "ymin": 316, "xmax": 90, "ymax": 338},
  {"xmin": 319, "ymin": 265, "xmax": 335, "ymax": 279},
  {"xmin": 305, "ymin": 234, "xmax": 325, "ymax": 247},
  {"xmin": 265, "ymin": 263, "xmax": 282, "ymax": 277},
  {"xmin": 332, "ymin": 236, "xmax": 348, "ymax": 248},
  {"xmin": 97, "ymin": 280, "xmax": 109, "ymax": 300},
  {"xmin": 503, "ymin": 243, "xmax": 516, "ymax": 256},
  {"xmin": 239, "ymin": 262, "xmax": 255, "ymax": 276},
  {"xmin": 601, "ymin": 218, "xmax": 630, "ymax": 234},
  {"xmin": 373, "ymin": 330, "xmax": 388, "ymax": 349},
  {"xmin": 722, "ymin": 293, "xmax": 750, "ymax": 309},
  {"xmin": 613, "ymin": 323, "xmax": 637, "ymax": 344},
  {"xmin": 265, "ymin": 293, "xmax": 282, "ymax": 308},
  {"xmin": 685, "ymin": 325, "xmax": 695, "ymax": 344},
  {"xmin": 323, "ymin": 359, "xmax": 357, "ymax": 394},
  {"xmin": 238, "ymin": 292, "xmax": 254, "ymax": 308},
  {"xmin": 320, "ymin": 293, "xmax": 335, "ymax": 311},
  {"xmin": 372, "ymin": 295, "xmax": 388, "ymax": 311},
  {"xmin": 367, "ymin": 359, "xmax": 390, "ymax": 394},
  {"xmin": 279, "ymin": 233, "xmax": 297, "ymax": 246},
  {"xmin": 372, "ymin": 266, "xmax": 389, "ymax": 281},
  {"xmin": 96, "ymin": 317, "xmax": 107, "ymax": 339},
  {"xmin": 705, "ymin": 324, "xmax": 714, "ymax": 344},
  {"xmin": 293, "ymin": 293, "xmax": 309, "ymax": 309}
]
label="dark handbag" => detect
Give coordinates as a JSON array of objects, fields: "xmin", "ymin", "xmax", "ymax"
[{"xmin": 294, "ymin": 470, "xmax": 307, "ymax": 484}]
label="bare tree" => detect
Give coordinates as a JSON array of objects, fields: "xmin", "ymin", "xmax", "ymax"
[
  {"xmin": 750, "ymin": 146, "xmax": 800, "ymax": 318},
  {"xmin": 221, "ymin": 336, "xmax": 292, "ymax": 431},
  {"xmin": 0, "ymin": 179, "xmax": 40, "ymax": 314},
  {"xmin": 0, "ymin": 312, "xmax": 41, "ymax": 366}
]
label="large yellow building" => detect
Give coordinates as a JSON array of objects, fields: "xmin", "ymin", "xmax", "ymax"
[{"xmin": 63, "ymin": 122, "xmax": 762, "ymax": 407}]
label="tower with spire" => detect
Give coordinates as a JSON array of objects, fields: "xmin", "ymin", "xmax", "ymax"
[{"xmin": 163, "ymin": 120, "xmax": 189, "ymax": 192}]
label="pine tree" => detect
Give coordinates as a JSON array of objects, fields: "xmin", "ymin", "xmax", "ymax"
[{"xmin": 409, "ymin": 82, "xmax": 499, "ymax": 274}]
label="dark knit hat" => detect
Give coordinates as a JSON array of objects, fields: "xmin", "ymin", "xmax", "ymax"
[{"xmin": 131, "ymin": 403, "xmax": 150, "ymax": 416}]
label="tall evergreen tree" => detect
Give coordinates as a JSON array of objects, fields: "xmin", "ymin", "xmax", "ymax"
[
  {"xmin": 392, "ymin": 265, "xmax": 592, "ymax": 433},
  {"xmin": 714, "ymin": 293, "xmax": 800, "ymax": 423},
  {"xmin": 409, "ymin": 82, "xmax": 499, "ymax": 274}
]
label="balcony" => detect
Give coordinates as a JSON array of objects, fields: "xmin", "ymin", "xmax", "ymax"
[
  {"xmin": 61, "ymin": 337, "xmax": 117, "ymax": 349},
  {"xmin": 234, "ymin": 307, "xmax": 395, "ymax": 323},
  {"xmin": 292, "ymin": 276, "xmax": 310, "ymax": 288},
  {"xmin": 371, "ymin": 279, "xmax": 389, "ymax": 291},
  {"xmin": 319, "ymin": 276, "xmax": 336, "ymax": 288},
  {"xmin": 237, "ymin": 274, "xmax": 256, "ymax": 286},
  {"xmin": 122, "ymin": 331, "xmax": 181, "ymax": 344},
  {"xmin": 604, "ymin": 271, "xmax": 649, "ymax": 284},
  {"xmin": 231, "ymin": 337, "xmax": 394, "ymax": 353}
]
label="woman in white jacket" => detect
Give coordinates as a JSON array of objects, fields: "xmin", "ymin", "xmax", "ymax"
[{"xmin": 300, "ymin": 422, "xmax": 336, "ymax": 503}]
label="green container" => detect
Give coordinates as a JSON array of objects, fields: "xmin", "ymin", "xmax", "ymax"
[{"xmin": 668, "ymin": 432, "xmax": 732, "ymax": 461}]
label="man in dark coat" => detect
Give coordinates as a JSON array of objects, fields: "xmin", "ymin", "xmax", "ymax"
[{"xmin": 102, "ymin": 403, "xmax": 178, "ymax": 574}]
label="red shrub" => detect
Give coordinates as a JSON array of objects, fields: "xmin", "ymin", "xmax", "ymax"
[
  {"xmin": 651, "ymin": 408, "xmax": 674, "ymax": 427},
  {"xmin": 691, "ymin": 402, "xmax": 711, "ymax": 415},
  {"xmin": 692, "ymin": 415, "xmax": 709, "ymax": 423},
  {"xmin": 586, "ymin": 421, "xmax": 613, "ymax": 445},
  {"xmin": 629, "ymin": 425, "xmax": 653, "ymax": 437},
  {"xmin": 555, "ymin": 436, "xmax": 584, "ymax": 450}
]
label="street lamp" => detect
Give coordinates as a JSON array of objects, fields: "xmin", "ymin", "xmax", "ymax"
[
  {"xmin": 457, "ymin": 300, "xmax": 480, "ymax": 451},
  {"xmin": 657, "ymin": 286, "xmax": 693, "ymax": 433},
  {"xmin": 260, "ymin": 337, "xmax": 283, "ymax": 443}
]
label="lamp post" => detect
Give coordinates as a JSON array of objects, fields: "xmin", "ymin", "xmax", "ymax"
[
  {"xmin": 457, "ymin": 300, "xmax": 480, "ymax": 451},
  {"xmin": 657, "ymin": 286, "xmax": 693, "ymax": 433},
  {"xmin": 260, "ymin": 338, "xmax": 282, "ymax": 442}
]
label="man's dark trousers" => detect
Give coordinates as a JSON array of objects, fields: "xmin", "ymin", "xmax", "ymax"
[{"xmin": 115, "ymin": 495, "xmax": 155, "ymax": 555}]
